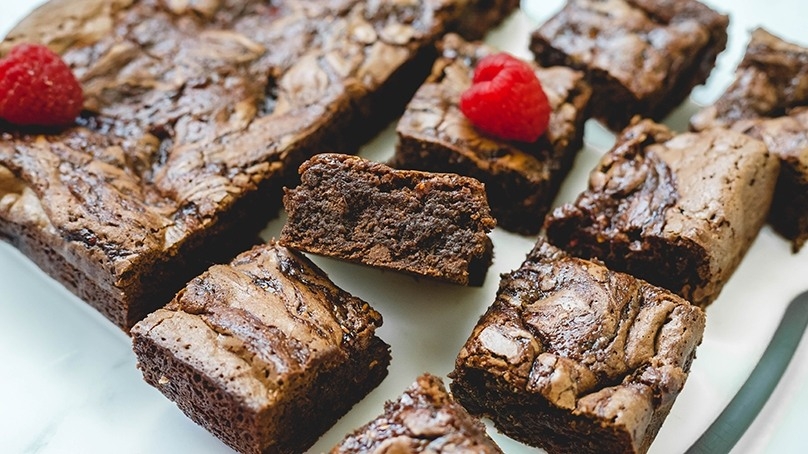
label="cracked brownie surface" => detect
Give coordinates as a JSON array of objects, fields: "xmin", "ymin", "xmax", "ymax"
[
  {"xmin": 280, "ymin": 153, "xmax": 496, "ymax": 286},
  {"xmin": 531, "ymin": 0, "xmax": 728, "ymax": 130},
  {"xmin": 392, "ymin": 33, "xmax": 591, "ymax": 234},
  {"xmin": 691, "ymin": 28, "xmax": 808, "ymax": 252},
  {"xmin": 450, "ymin": 239, "xmax": 705, "ymax": 454},
  {"xmin": 131, "ymin": 242, "xmax": 390, "ymax": 454},
  {"xmin": 544, "ymin": 119, "xmax": 779, "ymax": 307},
  {"xmin": 0, "ymin": 0, "xmax": 516, "ymax": 329},
  {"xmin": 332, "ymin": 373, "xmax": 503, "ymax": 453}
]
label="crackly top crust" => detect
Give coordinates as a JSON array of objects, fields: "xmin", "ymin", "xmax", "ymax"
[
  {"xmin": 691, "ymin": 28, "xmax": 808, "ymax": 169},
  {"xmin": 531, "ymin": 0, "xmax": 727, "ymax": 99},
  {"xmin": 332, "ymin": 373, "xmax": 503, "ymax": 453},
  {"xmin": 0, "ymin": 0, "xmax": 477, "ymax": 297},
  {"xmin": 131, "ymin": 242, "xmax": 385, "ymax": 409},
  {"xmin": 454, "ymin": 239, "xmax": 705, "ymax": 452},
  {"xmin": 545, "ymin": 119, "xmax": 779, "ymax": 306}
]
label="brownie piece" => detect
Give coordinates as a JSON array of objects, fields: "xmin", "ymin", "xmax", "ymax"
[
  {"xmin": 0, "ymin": 0, "xmax": 517, "ymax": 330},
  {"xmin": 544, "ymin": 119, "xmax": 779, "ymax": 307},
  {"xmin": 691, "ymin": 28, "xmax": 808, "ymax": 252},
  {"xmin": 392, "ymin": 34, "xmax": 592, "ymax": 235},
  {"xmin": 450, "ymin": 239, "xmax": 706, "ymax": 454},
  {"xmin": 280, "ymin": 153, "xmax": 496, "ymax": 286},
  {"xmin": 131, "ymin": 242, "xmax": 390, "ymax": 454},
  {"xmin": 332, "ymin": 373, "xmax": 503, "ymax": 453},
  {"xmin": 531, "ymin": 0, "xmax": 728, "ymax": 131}
]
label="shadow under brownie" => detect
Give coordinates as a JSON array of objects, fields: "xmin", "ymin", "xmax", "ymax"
[
  {"xmin": 450, "ymin": 239, "xmax": 706, "ymax": 454},
  {"xmin": 691, "ymin": 28, "xmax": 808, "ymax": 252},
  {"xmin": 530, "ymin": 0, "xmax": 728, "ymax": 131},
  {"xmin": 0, "ymin": 0, "xmax": 517, "ymax": 330},
  {"xmin": 544, "ymin": 118, "xmax": 779, "ymax": 307},
  {"xmin": 131, "ymin": 242, "xmax": 390, "ymax": 454},
  {"xmin": 392, "ymin": 33, "xmax": 591, "ymax": 235}
]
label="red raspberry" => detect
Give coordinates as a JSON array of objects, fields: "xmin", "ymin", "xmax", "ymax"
[
  {"xmin": 460, "ymin": 52, "xmax": 550, "ymax": 143},
  {"xmin": 0, "ymin": 43, "xmax": 83, "ymax": 127}
]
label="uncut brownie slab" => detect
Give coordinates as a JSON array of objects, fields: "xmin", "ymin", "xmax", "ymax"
[
  {"xmin": 0, "ymin": 0, "xmax": 516, "ymax": 330},
  {"xmin": 544, "ymin": 119, "xmax": 779, "ymax": 307},
  {"xmin": 691, "ymin": 28, "xmax": 808, "ymax": 252},
  {"xmin": 280, "ymin": 153, "xmax": 496, "ymax": 286},
  {"xmin": 450, "ymin": 239, "xmax": 706, "ymax": 454},
  {"xmin": 530, "ymin": 0, "xmax": 728, "ymax": 131},
  {"xmin": 392, "ymin": 34, "xmax": 591, "ymax": 235},
  {"xmin": 332, "ymin": 373, "xmax": 503, "ymax": 453},
  {"xmin": 131, "ymin": 242, "xmax": 390, "ymax": 454}
]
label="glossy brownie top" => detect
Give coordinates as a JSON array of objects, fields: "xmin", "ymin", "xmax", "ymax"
[{"xmin": 532, "ymin": 0, "xmax": 727, "ymax": 98}]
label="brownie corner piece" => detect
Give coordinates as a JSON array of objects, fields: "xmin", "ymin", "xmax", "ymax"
[
  {"xmin": 531, "ymin": 0, "xmax": 728, "ymax": 131},
  {"xmin": 544, "ymin": 118, "xmax": 779, "ymax": 306},
  {"xmin": 332, "ymin": 373, "xmax": 503, "ymax": 453},
  {"xmin": 392, "ymin": 33, "xmax": 592, "ymax": 235},
  {"xmin": 280, "ymin": 153, "xmax": 496, "ymax": 286},
  {"xmin": 130, "ymin": 242, "xmax": 390, "ymax": 454},
  {"xmin": 450, "ymin": 239, "xmax": 706, "ymax": 454},
  {"xmin": 690, "ymin": 27, "xmax": 808, "ymax": 252}
]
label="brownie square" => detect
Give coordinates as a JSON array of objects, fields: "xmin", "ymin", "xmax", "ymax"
[
  {"xmin": 0, "ymin": 0, "xmax": 516, "ymax": 330},
  {"xmin": 280, "ymin": 153, "xmax": 496, "ymax": 286},
  {"xmin": 531, "ymin": 0, "xmax": 728, "ymax": 131},
  {"xmin": 392, "ymin": 34, "xmax": 592, "ymax": 235},
  {"xmin": 332, "ymin": 373, "xmax": 503, "ymax": 453},
  {"xmin": 691, "ymin": 28, "xmax": 808, "ymax": 252},
  {"xmin": 450, "ymin": 239, "xmax": 706, "ymax": 454},
  {"xmin": 131, "ymin": 242, "xmax": 390, "ymax": 454},
  {"xmin": 544, "ymin": 119, "xmax": 779, "ymax": 307}
]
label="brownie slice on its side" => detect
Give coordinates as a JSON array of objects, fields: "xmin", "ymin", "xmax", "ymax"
[
  {"xmin": 0, "ymin": 0, "xmax": 517, "ymax": 330},
  {"xmin": 392, "ymin": 34, "xmax": 592, "ymax": 235},
  {"xmin": 280, "ymin": 153, "xmax": 496, "ymax": 286},
  {"xmin": 131, "ymin": 242, "xmax": 390, "ymax": 454},
  {"xmin": 691, "ymin": 28, "xmax": 808, "ymax": 252},
  {"xmin": 332, "ymin": 373, "xmax": 503, "ymax": 454},
  {"xmin": 531, "ymin": 0, "xmax": 728, "ymax": 131},
  {"xmin": 544, "ymin": 119, "xmax": 779, "ymax": 307},
  {"xmin": 450, "ymin": 239, "xmax": 706, "ymax": 454}
]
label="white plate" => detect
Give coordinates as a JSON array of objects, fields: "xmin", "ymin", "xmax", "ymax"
[{"xmin": 1, "ymin": 1, "xmax": 806, "ymax": 453}]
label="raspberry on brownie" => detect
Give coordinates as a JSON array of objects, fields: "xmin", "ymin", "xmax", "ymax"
[
  {"xmin": 691, "ymin": 28, "xmax": 808, "ymax": 252},
  {"xmin": 392, "ymin": 34, "xmax": 591, "ymax": 234}
]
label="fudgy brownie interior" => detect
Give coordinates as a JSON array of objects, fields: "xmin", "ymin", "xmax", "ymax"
[{"xmin": 280, "ymin": 153, "xmax": 496, "ymax": 286}]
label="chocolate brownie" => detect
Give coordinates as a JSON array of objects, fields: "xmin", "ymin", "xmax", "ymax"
[
  {"xmin": 392, "ymin": 34, "xmax": 592, "ymax": 235},
  {"xmin": 131, "ymin": 242, "xmax": 390, "ymax": 454},
  {"xmin": 280, "ymin": 153, "xmax": 496, "ymax": 286},
  {"xmin": 531, "ymin": 0, "xmax": 728, "ymax": 131},
  {"xmin": 450, "ymin": 239, "xmax": 706, "ymax": 454},
  {"xmin": 544, "ymin": 119, "xmax": 779, "ymax": 307},
  {"xmin": 691, "ymin": 28, "xmax": 808, "ymax": 252},
  {"xmin": 332, "ymin": 373, "xmax": 503, "ymax": 453},
  {"xmin": 0, "ymin": 0, "xmax": 517, "ymax": 330}
]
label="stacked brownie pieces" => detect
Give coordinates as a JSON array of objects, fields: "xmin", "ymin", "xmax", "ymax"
[
  {"xmin": 280, "ymin": 153, "xmax": 496, "ymax": 286},
  {"xmin": 0, "ymin": 0, "xmax": 517, "ymax": 330},
  {"xmin": 392, "ymin": 34, "xmax": 592, "ymax": 234},
  {"xmin": 531, "ymin": 0, "xmax": 728, "ymax": 130},
  {"xmin": 691, "ymin": 28, "xmax": 808, "ymax": 252},
  {"xmin": 131, "ymin": 242, "xmax": 390, "ymax": 454},
  {"xmin": 451, "ymin": 239, "xmax": 706, "ymax": 454},
  {"xmin": 543, "ymin": 118, "xmax": 779, "ymax": 307},
  {"xmin": 332, "ymin": 373, "xmax": 503, "ymax": 453}
]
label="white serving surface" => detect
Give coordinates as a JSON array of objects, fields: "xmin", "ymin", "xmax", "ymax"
[{"xmin": 0, "ymin": 1, "xmax": 806, "ymax": 453}]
